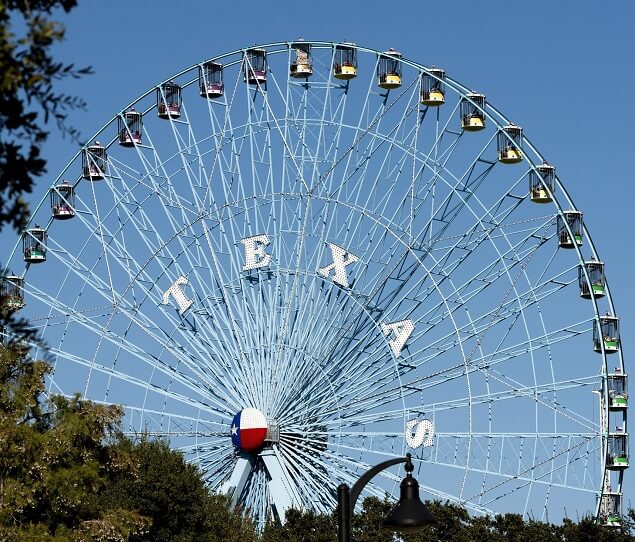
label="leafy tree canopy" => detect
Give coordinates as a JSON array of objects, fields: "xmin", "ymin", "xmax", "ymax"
[
  {"xmin": 263, "ymin": 496, "xmax": 635, "ymax": 542},
  {"xmin": 0, "ymin": 0, "xmax": 90, "ymax": 232},
  {"xmin": 0, "ymin": 344, "xmax": 150, "ymax": 540},
  {"xmin": 102, "ymin": 436, "xmax": 258, "ymax": 542}
]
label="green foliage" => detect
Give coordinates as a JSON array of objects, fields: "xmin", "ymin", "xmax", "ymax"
[
  {"xmin": 262, "ymin": 496, "xmax": 635, "ymax": 542},
  {"xmin": 0, "ymin": 0, "xmax": 91, "ymax": 344},
  {"xmin": 102, "ymin": 436, "xmax": 257, "ymax": 542},
  {"xmin": 262, "ymin": 507, "xmax": 336, "ymax": 542},
  {"xmin": 0, "ymin": 344, "xmax": 149, "ymax": 540},
  {"xmin": 0, "ymin": 0, "xmax": 90, "ymax": 233}
]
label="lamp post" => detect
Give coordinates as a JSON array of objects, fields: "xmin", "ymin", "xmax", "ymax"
[{"xmin": 337, "ymin": 453, "xmax": 435, "ymax": 542}]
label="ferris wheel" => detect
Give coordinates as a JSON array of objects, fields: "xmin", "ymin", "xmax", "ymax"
[{"xmin": 1, "ymin": 41, "xmax": 628, "ymax": 529}]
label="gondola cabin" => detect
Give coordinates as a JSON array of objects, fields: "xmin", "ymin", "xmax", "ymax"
[
  {"xmin": 82, "ymin": 141, "xmax": 107, "ymax": 180},
  {"xmin": 50, "ymin": 180, "xmax": 75, "ymax": 220},
  {"xmin": 1, "ymin": 275, "xmax": 25, "ymax": 311},
  {"xmin": 333, "ymin": 43, "xmax": 357, "ymax": 80},
  {"xmin": 607, "ymin": 429, "xmax": 629, "ymax": 469},
  {"xmin": 600, "ymin": 492, "xmax": 622, "ymax": 527},
  {"xmin": 498, "ymin": 124, "xmax": 523, "ymax": 164},
  {"xmin": 420, "ymin": 68, "xmax": 446, "ymax": 106},
  {"xmin": 579, "ymin": 259, "xmax": 605, "ymax": 299},
  {"xmin": 529, "ymin": 163, "xmax": 555, "ymax": 203},
  {"xmin": 377, "ymin": 49, "xmax": 402, "ymax": 89},
  {"xmin": 157, "ymin": 81, "xmax": 182, "ymax": 119},
  {"xmin": 290, "ymin": 42, "xmax": 312, "ymax": 78},
  {"xmin": 118, "ymin": 108, "xmax": 142, "ymax": 146},
  {"xmin": 557, "ymin": 211, "xmax": 583, "ymax": 248},
  {"xmin": 22, "ymin": 226, "xmax": 47, "ymax": 264},
  {"xmin": 460, "ymin": 93, "xmax": 486, "ymax": 131},
  {"xmin": 594, "ymin": 315, "xmax": 620, "ymax": 354},
  {"xmin": 608, "ymin": 370, "xmax": 628, "ymax": 410},
  {"xmin": 245, "ymin": 48, "xmax": 267, "ymax": 85},
  {"xmin": 199, "ymin": 61, "xmax": 224, "ymax": 99}
]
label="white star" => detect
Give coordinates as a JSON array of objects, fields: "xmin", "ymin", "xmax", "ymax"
[{"xmin": 231, "ymin": 424, "xmax": 238, "ymax": 435}]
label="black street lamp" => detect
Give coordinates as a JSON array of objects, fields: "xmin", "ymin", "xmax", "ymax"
[{"xmin": 337, "ymin": 453, "xmax": 435, "ymax": 542}]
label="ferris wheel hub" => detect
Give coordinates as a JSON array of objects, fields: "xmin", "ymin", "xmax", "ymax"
[{"xmin": 230, "ymin": 407, "xmax": 269, "ymax": 453}]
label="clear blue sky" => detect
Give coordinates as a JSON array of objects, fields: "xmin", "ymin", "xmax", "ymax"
[{"xmin": 9, "ymin": 0, "xmax": 635, "ymax": 516}]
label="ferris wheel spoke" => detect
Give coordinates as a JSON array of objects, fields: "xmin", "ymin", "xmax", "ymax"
[
  {"xmin": 116, "ymin": 404, "xmax": 225, "ymax": 434},
  {"xmin": 316, "ymin": 148, "xmax": 502, "ymax": 336},
  {"xmin": 325, "ymin": 332, "xmax": 589, "ymax": 419},
  {"xmin": 409, "ymin": 130, "xmax": 496, "ymax": 243},
  {"xmin": 174, "ymin": 439, "xmax": 233, "ymax": 455},
  {"xmin": 128, "ymin": 125, "xmax": 268, "ymax": 404},
  {"xmin": 323, "ymin": 372, "xmax": 600, "ymax": 431},
  {"xmin": 452, "ymin": 434, "xmax": 601, "ymax": 501},
  {"xmin": 41, "ymin": 214, "xmax": 252, "ymax": 408},
  {"xmin": 276, "ymin": 445, "xmax": 335, "ymax": 512},
  {"xmin": 351, "ymin": 317, "xmax": 591, "ymax": 401},
  {"xmin": 196, "ymin": 450, "xmax": 239, "ymax": 490},
  {"xmin": 277, "ymin": 296, "xmax": 583, "ymax": 416},
  {"xmin": 26, "ymin": 278, "xmax": 245, "ymax": 414},
  {"xmin": 43, "ymin": 342, "xmax": 227, "ymax": 414},
  {"xmin": 171, "ymin": 118, "xmax": 280, "ymax": 409},
  {"xmin": 335, "ymin": 428, "xmax": 598, "ymax": 472}
]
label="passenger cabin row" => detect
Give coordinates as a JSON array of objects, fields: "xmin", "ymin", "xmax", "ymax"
[
  {"xmin": 8, "ymin": 42, "xmax": 624, "ymax": 356},
  {"xmin": 14, "ymin": 207, "xmax": 623, "ymax": 358}
]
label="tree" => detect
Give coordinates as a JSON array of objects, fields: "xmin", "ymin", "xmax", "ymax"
[
  {"xmin": 1, "ymin": 0, "xmax": 91, "ymax": 344},
  {"xmin": 262, "ymin": 506, "xmax": 337, "ymax": 542},
  {"xmin": 261, "ymin": 497, "xmax": 635, "ymax": 542},
  {"xmin": 0, "ymin": 0, "xmax": 90, "ymax": 232},
  {"xmin": 0, "ymin": 344, "xmax": 150, "ymax": 540},
  {"xmin": 102, "ymin": 436, "xmax": 258, "ymax": 542}
]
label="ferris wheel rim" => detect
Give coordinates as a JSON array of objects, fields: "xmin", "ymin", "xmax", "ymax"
[{"xmin": 2, "ymin": 39, "xmax": 623, "ymax": 525}]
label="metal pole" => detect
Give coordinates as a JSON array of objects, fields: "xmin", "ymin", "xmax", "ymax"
[{"xmin": 338, "ymin": 483, "xmax": 351, "ymax": 542}]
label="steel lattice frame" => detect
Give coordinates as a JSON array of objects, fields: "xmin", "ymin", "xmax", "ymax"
[{"xmin": 2, "ymin": 41, "xmax": 626, "ymax": 528}]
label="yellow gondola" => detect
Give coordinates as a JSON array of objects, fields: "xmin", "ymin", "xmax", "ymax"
[
  {"xmin": 420, "ymin": 68, "xmax": 445, "ymax": 106},
  {"xmin": 461, "ymin": 93, "xmax": 486, "ymax": 131},
  {"xmin": 377, "ymin": 49, "xmax": 402, "ymax": 89},
  {"xmin": 334, "ymin": 43, "xmax": 357, "ymax": 80},
  {"xmin": 498, "ymin": 124, "xmax": 523, "ymax": 164}
]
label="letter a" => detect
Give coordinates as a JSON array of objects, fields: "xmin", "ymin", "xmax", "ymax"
[
  {"xmin": 241, "ymin": 234, "xmax": 272, "ymax": 271},
  {"xmin": 162, "ymin": 276, "xmax": 194, "ymax": 315},
  {"xmin": 381, "ymin": 319, "xmax": 415, "ymax": 357},
  {"xmin": 318, "ymin": 243, "xmax": 359, "ymax": 288}
]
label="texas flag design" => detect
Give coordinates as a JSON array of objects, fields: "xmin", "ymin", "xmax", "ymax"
[{"xmin": 231, "ymin": 407, "xmax": 268, "ymax": 453}]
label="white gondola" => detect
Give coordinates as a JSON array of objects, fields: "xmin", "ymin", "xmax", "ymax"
[
  {"xmin": 118, "ymin": 108, "xmax": 143, "ymax": 146},
  {"xmin": 82, "ymin": 141, "xmax": 107, "ymax": 180},
  {"xmin": 593, "ymin": 314, "xmax": 620, "ymax": 354},
  {"xmin": 333, "ymin": 43, "xmax": 357, "ymax": 80},
  {"xmin": 557, "ymin": 211, "xmax": 583, "ymax": 248},
  {"xmin": 1, "ymin": 274, "xmax": 25, "ymax": 311},
  {"xmin": 22, "ymin": 226, "xmax": 47, "ymax": 264},
  {"xmin": 50, "ymin": 180, "xmax": 75, "ymax": 220},
  {"xmin": 245, "ymin": 48, "xmax": 267, "ymax": 85},
  {"xmin": 607, "ymin": 429, "xmax": 629, "ymax": 469},
  {"xmin": 199, "ymin": 61, "xmax": 224, "ymax": 99},
  {"xmin": 599, "ymin": 492, "xmax": 622, "ymax": 527},
  {"xmin": 579, "ymin": 259, "xmax": 605, "ymax": 299},
  {"xmin": 157, "ymin": 81, "xmax": 182, "ymax": 119},
  {"xmin": 608, "ymin": 369, "xmax": 628, "ymax": 410},
  {"xmin": 529, "ymin": 162, "xmax": 555, "ymax": 203}
]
